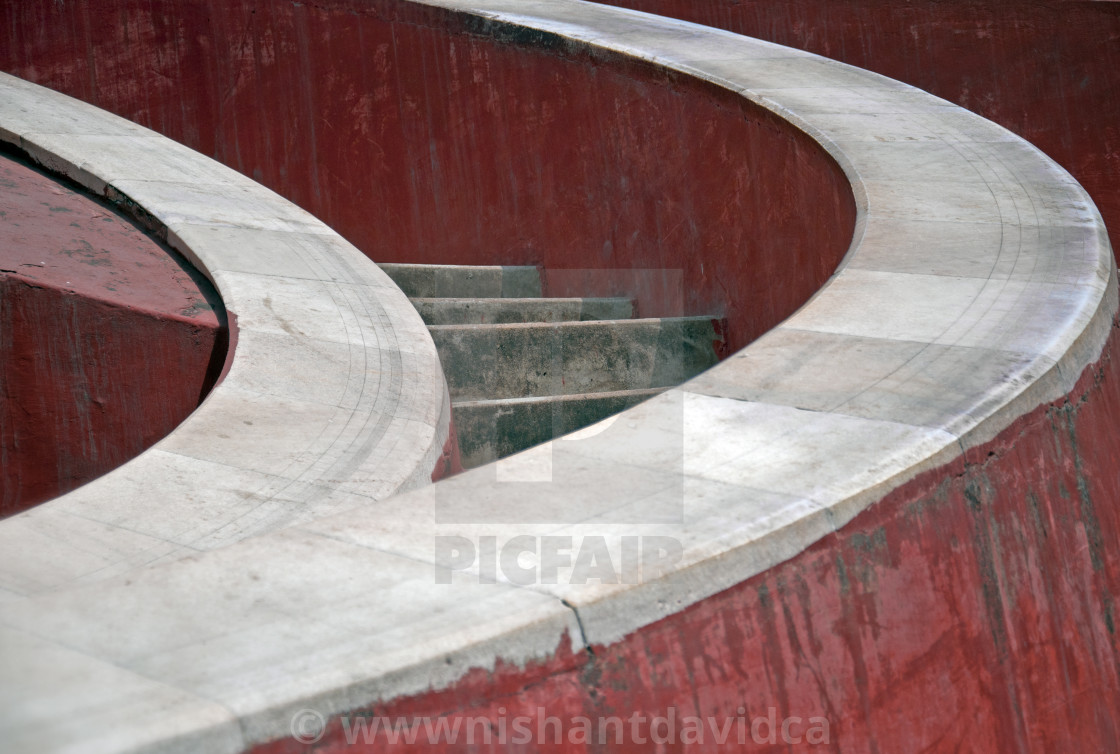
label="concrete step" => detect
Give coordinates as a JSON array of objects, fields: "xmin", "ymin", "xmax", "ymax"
[
  {"xmin": 378, "ymin": 263, "xmax": 541, "ymax": 298},
  {"xmin": 411, "ymin": 296, "xmax": 633, "ymax": 325},
  {"xmin": 430, "ymin": 316, "xmax": 724, "ymax": 401},
  {"xmin": 453, "ymin": 388, "xmax": 664, "ymax": 468}
]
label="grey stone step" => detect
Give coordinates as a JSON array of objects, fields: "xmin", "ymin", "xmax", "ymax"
[
  {"xmin": 378, "ymin": 263, "xmax": 541, "ymax": 298},
  {"xmin": 411, "ymin": 296, "xmax": 633, "ymax": 325},
  {"xmin": 430, "ymin": 316, "xmax": 724, "ymax": 401},
  {"xmin": 453, "ymin": 388, "xmax": 665, "ymax": 468}
]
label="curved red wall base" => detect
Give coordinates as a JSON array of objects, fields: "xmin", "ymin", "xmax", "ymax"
[
  {"xmin": 253, "ymin": 322, "xmax": 1120, "ymax": 751},
  {"xmin": 0, "ymin": 153, "xmax": 226, "ymax": 515}
]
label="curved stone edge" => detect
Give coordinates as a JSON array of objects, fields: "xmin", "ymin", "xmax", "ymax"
[
  {"xmin": 0, "ymin": 71, "xmax": 453, "ymax": 587},
  {"xmin": 394, "ymin": 0, "xmax": 1116, "ymax": 644},
  {"xmin": 0, "ymin": 1, "xmax": 1116, "ymax": 751}
]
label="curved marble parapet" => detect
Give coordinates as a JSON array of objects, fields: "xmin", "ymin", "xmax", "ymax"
[
  {"xmin": 0, "ymin": 72, "xmax": 454, "ymax": 582},
  {"xmin": 0, "ymin": 0, "xmax": 1114, "ymax": 751}
]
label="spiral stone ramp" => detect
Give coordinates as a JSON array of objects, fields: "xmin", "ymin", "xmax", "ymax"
[{"xmin": 1, "ymin": 1, "xmax": 1118, "ymax": 752}]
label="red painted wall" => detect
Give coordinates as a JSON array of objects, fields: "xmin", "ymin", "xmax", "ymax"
[
  {"xmin": 0, "ymin": 153, "xmax": 226, "ymax": 515},
  {"xmin": 591, "ymin": 0, "xmax": 1120, "ymax": 258},
  {"xmin": 0, "ymin": 0, "xmax": 856, "ymax": 353}
]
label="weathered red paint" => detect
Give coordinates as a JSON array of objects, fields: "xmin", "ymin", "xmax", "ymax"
[
  {"xmin": 430, "ymin": 415, "xmax": 464, "ymax": 483},
  {"xmin": 0, "ymin": 152, "xmax": 226, "ymax": 515},
  {"xmin": 249, "ymin": 324, "xmax": 1120, "ymax": 752},
  {"xmin": 591, "ymin": 0, "xmax": 1120, "ymax": 258},
  {"xmin": 0, "ymin": 0, "xmax": 856, "ymax": 354}
]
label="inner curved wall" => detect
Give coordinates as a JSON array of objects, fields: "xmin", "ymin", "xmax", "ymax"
[
  {"xmin": 0, "ymin": 0, "xmax": 856, "ymax": 354},
  {"xmin": 0, "ymin": 150, "xmax": 227, "ymax": 516}
]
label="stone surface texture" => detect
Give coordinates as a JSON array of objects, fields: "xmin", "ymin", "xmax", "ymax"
[{"xmin": 0, "ymin": 0, "xmax": 1115, "ymax": 751}]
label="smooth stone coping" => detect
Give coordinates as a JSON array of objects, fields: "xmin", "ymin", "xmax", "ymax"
[
  {"xmin": 0, "ymin": 0, "xmax": 1114, "ymax": 751},
  {"xmin": 0, "ymin": 73, "xmax": 453, "ymax": 584}
]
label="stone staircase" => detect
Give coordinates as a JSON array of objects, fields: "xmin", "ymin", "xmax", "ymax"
[{"xmin": 380, "ymin": 263, "xmax": 725, "ymax": 468}]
